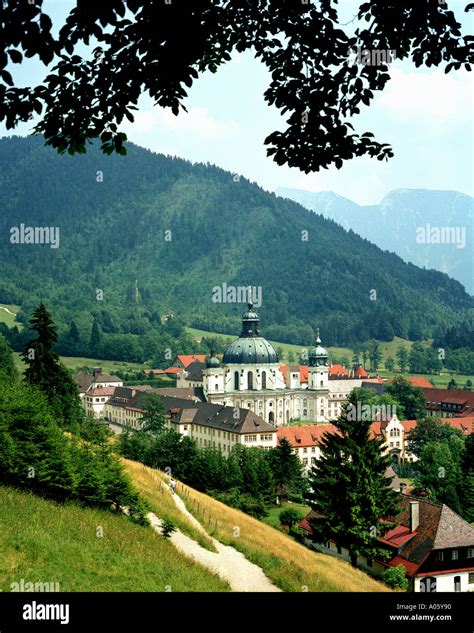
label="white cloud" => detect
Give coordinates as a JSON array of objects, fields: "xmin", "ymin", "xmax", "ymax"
[
  {"xmin": 130, "ymin": 106, "xmax": 240, "ymax": 141},
  {"xmin": 376, "ymin": 66, "xmax": 472, "ymax": 123}
]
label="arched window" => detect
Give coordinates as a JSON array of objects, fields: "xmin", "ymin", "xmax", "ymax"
[
  {"xmin": 261, "ymin": 371, "xmax": 267, "ymax": 389},
  {"xmin": 234, "ymin": 371, "xmax": 239, "ymax": 391},
  {"xmin": 215, "ymin": 383, "xmax": 219, "ymax": 391},
  {"xmin": 269, "ymin": 412, "xmax": 274, "ymax": 424},
  {"xmin": 248, "ymin": 371, "xmax": 254, "ymax": 390}
]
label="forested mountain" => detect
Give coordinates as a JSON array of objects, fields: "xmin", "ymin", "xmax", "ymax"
[
  {"xmin": 276, "ymin": 187, "xmax": 473, "ymax": 295},
  {"xmin": 0, "ymin": 135, "xmax": 472, "ymax": 357}
]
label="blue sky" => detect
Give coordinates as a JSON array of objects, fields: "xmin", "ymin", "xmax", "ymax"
[{"xmin": 1, "ymin": 0, "xmax": 472, "ymax": 205}]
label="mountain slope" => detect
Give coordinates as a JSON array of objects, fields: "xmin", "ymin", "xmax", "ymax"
[
  {"xmin": 0, "ymin": 135, "xmax": 471, "ymax": 347},
  {"xmin": 124, "ymin": 460, "xmax": 390, "ymax": 593},
  {"xmin": 0, "ymin": 485, "xmax": 229, "ymax": 592},
  {"xmin": 277, "ymin": 187, "xmax": 473, "ymax": 295}
]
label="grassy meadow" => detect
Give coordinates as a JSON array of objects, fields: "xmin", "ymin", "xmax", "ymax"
[
  {"xmin": 122, "ymin": 458, "xmax": 216, "ymax": 552},
  {"xmin": 0, "ymin": 304, "xmax": 22, "ymax": 329},
  {"xmin": 150, "ymin": 469, "xmax": 390, "ymax": 593},
  {"xmin": 0, "ymin": 485, "xmax": 229, "ymax": 592}
]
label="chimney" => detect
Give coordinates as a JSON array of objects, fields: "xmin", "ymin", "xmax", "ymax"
[{"xmin": 409, "ymin": 501, "xmax": 419, "ymax": 532}]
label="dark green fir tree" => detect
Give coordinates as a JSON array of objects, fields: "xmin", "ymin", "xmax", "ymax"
[{"xmin": 305, "ymin": 394, "xmax": 400, "ymax": 566}]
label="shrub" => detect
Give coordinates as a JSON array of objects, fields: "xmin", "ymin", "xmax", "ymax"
[
  {"xmin": 384, "ymin": 565, "xmax": 409, "ymax": 590},
  {"xmin": 279, "ymin": 508, "xmax": 303, "ymax": 529},
  {"xmin": 161, "ymin": 519, "xmax": 176, "ymax": 538}
]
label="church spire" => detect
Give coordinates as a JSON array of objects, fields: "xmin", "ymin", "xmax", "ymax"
[{"xmin": 240, "ymin": 302, "xmax": 260, "ymax": 337}]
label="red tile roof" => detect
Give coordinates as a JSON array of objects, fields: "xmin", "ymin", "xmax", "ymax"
[
  {"xmin": 404, "ymin": 376, "xmax": 433, "ymax": 388},
  {"xmin": 177, "ymin": 355, "xmax": 207, "ymax": 368},
  {"xmin": 387, "ymin": 556, "xmax": 421, "ymax": 576},
  {"xmin": 379, "ymin": 524, "xmax": 416, "ymax": 548},
  {"xmin": 164, "ymin": 367, "xmax": 183, "ymax": 374},
  {"xmin": 300, "ymin": 365, "xmax": 309, "ymax": 383},
  {"xmin": 354, "ymin": 366, "xmax": 368, "ymax": 378},
  {"xmin": 329, "ymin": 364, "xmax": 349, "ymax": 377},
  {"xmin": 144, "ymin": 369, "xmax": 165, "ymax": 375},
  {"xmin": 278, "ymin": 424, "xmax": 337, "ymax": 447}
]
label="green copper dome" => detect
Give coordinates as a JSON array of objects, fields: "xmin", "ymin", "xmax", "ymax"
[
  {"xmin": 309, "ymin": 329, "xmax": 328, "ymax": 366},
  {"xmin": 206, "ymin": 349, "xmax": 221, "ymax": 368},
  {"xmin": 222, "ymin": 303, "xmax": 279, "ymax": 364}
]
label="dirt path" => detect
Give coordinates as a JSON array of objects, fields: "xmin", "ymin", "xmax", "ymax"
[
  {"xmin": 147, "ymin": 493, "xmax": 281, "ymax": 592},
  {"xmin": 0, "ymin": 306, "xmax": 15, "ymax": 316}
]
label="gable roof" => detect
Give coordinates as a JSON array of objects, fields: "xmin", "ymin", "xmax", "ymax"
[
  {"xmin": 86, "ymin": 387, "xmax": 116, "ymax": 397},
  {"xmin": 184, "ymin": 361, "xmax": 205, "ymax": 381},
  {"xmin": 329, "ymin": 364, "xmax": 349, "ymax": 377},
  {"xmin": 74, "ymin": 371, "xmax": 121, "ymax": 393},
  {"xmin": 277, "ymin": 424, "xmax": 337, "ymax": 447},
  {"xmin": 177, "ymin": 355, "xmax": 207, "ymax": 368}
]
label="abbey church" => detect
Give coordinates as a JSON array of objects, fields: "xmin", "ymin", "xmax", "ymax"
[{"xmin": 202, "ymin": 303, "xmax": 362, "ymax": 426}]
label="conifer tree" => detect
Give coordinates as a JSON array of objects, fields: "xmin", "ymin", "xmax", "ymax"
[
  {"xmin": 22, "ymin": 303, "xmax": 83, "ymax": 427},
  {"xmin": 89, "ymin": 318, "xmax": 101, "ymax": 356},
  {"xmin": 305, "ymin": 395, "xmax": 400, "ymax": 566},
  {"xmin": 269, "ymin": 438, "xmax": 304, "ymax": 501}
]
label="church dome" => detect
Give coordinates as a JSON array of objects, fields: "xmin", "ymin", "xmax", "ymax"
[
  {"xmin": 309, "ymin": 329, "xmax": 328, "ymax": 365},
  {"xmin": 206, "ymin": 349, "xmax": 221, "ymax": 368},
  {"xmin": 222, "ymin": 303, "xmax": 279, "ymax": 365},
  {"xmin": 223, "ymin": 337, "xmax": 279, "ymax": 364}
]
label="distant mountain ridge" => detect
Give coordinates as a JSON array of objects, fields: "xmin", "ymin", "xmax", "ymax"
[
  {"xmin": 0, "ymin": 135, "xmax": 472, "ymax": 348},
  {"xmin": 276, "ymin": 187, "xmax": 473, "ymax": 294}
]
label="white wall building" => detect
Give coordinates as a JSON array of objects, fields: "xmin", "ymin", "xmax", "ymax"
[{"xmin": 202, "ymin": 303, "xmax": 331, "ymax": 426}]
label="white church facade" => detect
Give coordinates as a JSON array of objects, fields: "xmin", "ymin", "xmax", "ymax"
[{"xmin": 202, "ymin": 303, "xmax": 338, "ymax": 426}]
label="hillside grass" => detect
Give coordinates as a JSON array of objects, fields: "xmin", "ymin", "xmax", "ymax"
[
  {"xmin": 0, "ymin": 304, "xmax": 21, "ymax": 329},
  {"xmin": 0, "ymin": 485, "xmax": 229, "ymax": 592},
  {"xmin": 186, "ymin": 327, "xmax": 416, "ymax": 362},
  {"xmin": 147, "ymin": 468, "xmax": 390, "ymax": 593},
  {"xmin": 13, "ymin": 353, "xmax": 151, "ymax": 375},
  {"xmin": 121, "ymin": 458, "xmax": 217, "ymax": 552}
]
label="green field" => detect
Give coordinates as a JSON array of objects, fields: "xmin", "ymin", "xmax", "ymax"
[
  {"xmin": 13, "ymin": 353, "xmax": 151, "ymax": 375},
  {"xmin": 186, "ymin": 326, "xmax": 414, "ymax": 362},
  {"xmin": 0, "ymin": 485, "xmax": 229, "ymax": 592},
  {"xmin": 0, "ymin": 304, "xmax": 22, "ymax": 329}
]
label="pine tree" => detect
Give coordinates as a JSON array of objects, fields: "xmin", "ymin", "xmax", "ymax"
[
  {"xmin": 22, "ymin": 303, "xmax": 83, "ymax": 428},
  {"xmin": 269, "ymin": 438, "xmax": 304, "ymax": 501},
  {"xmin": 89, "ymin": 318, "xmax": 101, "ymax": 356},
  {"xmin": 64, "ymin": 320, "xmax": 81, "ymax": 355},
  {"xmin": 305, "ymin": 396, "xmax": 400, "ymax": 566}
]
